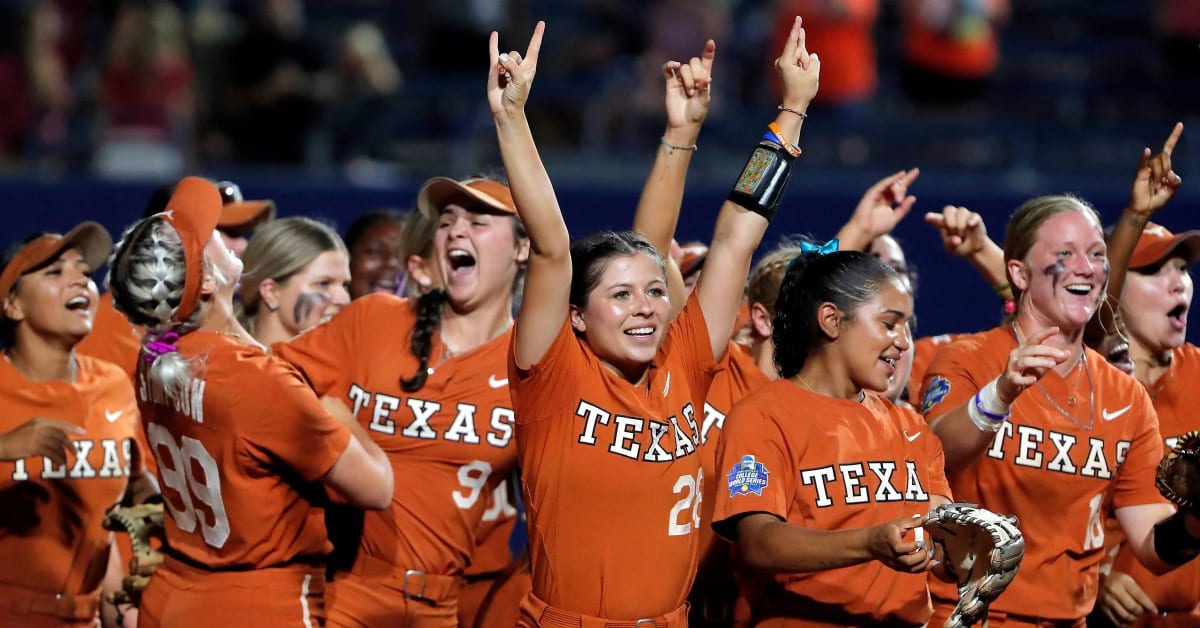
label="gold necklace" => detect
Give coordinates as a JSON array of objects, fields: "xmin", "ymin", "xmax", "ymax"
[{"xmin": 1011, "ymin": 322, "xmax": 1096, "ymax": 431}]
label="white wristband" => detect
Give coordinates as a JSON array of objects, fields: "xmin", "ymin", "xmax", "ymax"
[
  {"xmin": 967, "ymin": 380, "xmax": 1011, "ymax": 433},
  {"xmin": 978, "ymin": 379, "xmax": 1011, "ymax": 415}
]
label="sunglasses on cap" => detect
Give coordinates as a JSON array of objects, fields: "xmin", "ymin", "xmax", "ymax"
[{"xmin": 216, "ymin": 181, "xmax": 245, "ymax": 205}]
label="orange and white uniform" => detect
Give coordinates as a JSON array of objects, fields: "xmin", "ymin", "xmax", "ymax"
[
  {"xmin": 458, "ymin": 479, "xmax": 530, "ymax": 628},
  {"xmin": 510, "ymin": 292, "xmax": 718, "ymax": 624},
  {"xmin": 0, "ymin": 353, "xmax": 143, "ymax": 627},
  {"xmin": 919, "ymin": 326, "xmax": 1166, "ymax": 624},
  {"xmin": 690, "ymin": 340, "xmax": 770, "ymax": 624},
  {"xmin": 135, "ymin": 332, "xmax": 352, "ymax": 628},
  {"xmin": 1107, "ymin": 342, "xmax": 1200, "ymax": 626},
  {"xmin": 274, "ymin": 293, "xmax": 520, "ymax": 626},
  {"xmin": 905, "ymin": 333, "xmax": 969, "ymax": 408},
  {"xmin": 712, "ymin": 380, "xmax": 950, "ymax": 626}
]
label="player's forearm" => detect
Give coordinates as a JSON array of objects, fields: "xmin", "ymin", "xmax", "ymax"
[
  {"xmin": 1104, "ymin": 208, "xmax": 1146, "ymax": 309},
  {"xmin": 632, "ymin": 126, "xmax": 698, "ymax": 257},
  {"xmin": 739, "ymin": 518, "xmax": 873, "ymax": 573},
  {"xmin": 494, "ymin": 111, "xmax": 570, "ymax": 262},
  {"xmin": 930, "ymin": 403, "xmax": 1003, "ymax": 473},
  {"xmin": 966, "ymin": 240, "xmax": 1009, "ymax": 296}
]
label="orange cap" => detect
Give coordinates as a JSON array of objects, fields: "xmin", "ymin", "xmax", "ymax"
[
  {"xmin": 161, "ymin": 177, "xmax": 223, "ymax": 322},
  {"xmin": 416, "ymin": 177, "xmax": 517, "ymax": 218},
  {"xmin": 1129, "ymin": 223, "xmax": 1200, "ymax": 269},
  {"xmin": 214, "ymin": 181, "xmax": 276, "ymax": 231},
  {"xmin": 0, "ymin": 222, "xmax": 113, "ymax": 319}
]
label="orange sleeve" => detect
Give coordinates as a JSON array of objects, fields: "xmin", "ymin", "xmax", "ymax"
[
  {"xmin": 1111, "ymin": 389, "xmax": 1170, "ymax": 510},
  {"xmin": 239, "ymin": 357, "xmax": 353, "ymax": 482},
  {"xmin": 508, "ymin": 316, "xmax": 587, "ymax": 425},
  {"xmin": 711, "ymin": 395, "xmax": 796, "ymax": 540},
  {"xmin": 918, "ymin": 337, "xmax": 988, "ymax": 419},
  {"xmin": 669, "ymin": 291, "xmax": 721, "ymax": 410},
  {"xmin": 273, "ymin": 295, "xmax": 376, "ymax": 395}
]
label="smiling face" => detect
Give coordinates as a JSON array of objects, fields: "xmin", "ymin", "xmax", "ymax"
[
  {"xmin": 832, "ymin": 278, "xmax": 913, "ymax": 394},
  {"xmin": 1010, "ymin": 210, "xmax": 1108, "ymax": 332},
  {"xmin": 570, "ymin": 253, "xmax": 671, "ymax": 382},
  {"xmin": 270, "ymin": 250, "xmax": 352, "ymax": 335},
  {"xmin": 432, "ymin": 204, "xmax": 527, "ymax": 311},
  {"xmin": 348, "ymin": 217, "xmax": 404, "ymax": 299},
  {"xmin": 4, "ymin": 248, "xmax": 100, "ymax": 345},
  {"xmin": 1122, "ymin": 255, "xmax": 1193, "ymax": 358}
]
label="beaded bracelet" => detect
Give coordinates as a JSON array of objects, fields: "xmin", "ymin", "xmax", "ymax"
[{"xmin": 778, "ymin": 105, "xmax": 808, "ymax": 119}]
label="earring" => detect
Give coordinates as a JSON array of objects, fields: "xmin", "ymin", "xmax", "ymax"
[{"xmin": 265, "ymin": 301, "xmax": 278, "ymax": 311}]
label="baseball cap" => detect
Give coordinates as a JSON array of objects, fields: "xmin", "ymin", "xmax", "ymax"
[
  {"xmin": 416, "ymin": 177, "xmax": 517, "ymax": 219},
  {"xmin": 1128, "ymin": 222, "xmax": 1200, "ymax": 270},
  {"xmin": 214, "ymin": 180, "xmax": 276, "ymax": 231},
  {"xmin": 0, "ymin": 222, "xmax": 113, "ymax": 309},
  {"xmin": 117, "ymin": 176, "xmax": 222, "ymax": 325}
]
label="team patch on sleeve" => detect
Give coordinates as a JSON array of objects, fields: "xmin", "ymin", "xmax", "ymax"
[
  {"xmin": 727, "ymin": 455, "xmax": 769, "ymax": 497},
  {"xmin": 921, "ymin": 376, "xmax": 951, "ymax": 414}
]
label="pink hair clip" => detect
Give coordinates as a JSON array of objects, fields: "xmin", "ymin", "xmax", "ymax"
[{"xmin": 144, "ymin": 332, "xmax": 181, "ymax": 364}]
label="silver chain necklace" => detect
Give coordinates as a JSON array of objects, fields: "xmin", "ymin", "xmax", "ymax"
[{"xmin": 1011, "ymin": 322, "xmax": 1096, "ymax": 431}]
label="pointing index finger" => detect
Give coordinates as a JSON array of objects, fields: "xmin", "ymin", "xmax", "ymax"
[
  {"xmin": 781, "ymin": 16, "xmax": 802, "ymax": 61},
  {"xmin": 1162, "ymin": 122, "xmax": 1184, "ymax": 156},
  {"xmin": 700, "ymin": 39, "xmax": 716, "ymax": 75}
]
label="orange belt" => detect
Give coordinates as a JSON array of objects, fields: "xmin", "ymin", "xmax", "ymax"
[
  {"xmin": 347, "ymin": 553, "xmax": 462, "ymax": 606},
  {"xmin": 935, "ymin": 596, "xmax": 1084, "ymax": 627},
  {"xmin": 522, "ymin": 591, "xmax": 688, "ymax": 628},
  {"xmin": 0, "ymin": 580, "xmax": 100, "ymax": 622}
]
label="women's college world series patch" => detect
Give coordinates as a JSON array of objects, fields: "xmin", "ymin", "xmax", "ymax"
[
  {"xmin": 727, "ymin": 454, "xmax": 769, "ymax": 497},
  {"xmin": 921, "ymin": 376, "xmax": 951, "ymax": 414}
]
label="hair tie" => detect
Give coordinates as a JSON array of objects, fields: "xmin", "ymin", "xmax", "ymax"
[
  {"xmin": 144, "ymin": 331, "xmax": 181, "ymax": 364},
  {"xmin": 789, "ymin": 238, "xmax": 840, "ymax": 271},
  {"xmin": 798, "ymin": 239, "xmax": 839, "ymax": 256}
]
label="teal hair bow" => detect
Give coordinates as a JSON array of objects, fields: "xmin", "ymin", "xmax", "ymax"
[{"xmin": 799, "ymin": 238, "xmax": 840, "ymax": 256}]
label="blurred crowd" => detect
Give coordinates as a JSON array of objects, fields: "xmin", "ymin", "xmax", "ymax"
[{"xmin": 0, "ymin": 0, "xmax": 1195, "ymax": 182}]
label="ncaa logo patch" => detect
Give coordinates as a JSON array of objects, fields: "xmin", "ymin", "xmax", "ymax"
[
  {"xmin": 922, "ymin": 376, "xmax": 951, "ymax": 414},
  {"xmin": 727, "ymin": 455, "xmax": 769, "ymax": 497}
]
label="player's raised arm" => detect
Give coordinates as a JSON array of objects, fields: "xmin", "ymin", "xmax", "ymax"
[
  {"xmin": 631, "ymin": 40, "xmax": 715, "ymax": 314},
  {"xmin": 489, "ymin": 22, "xmax": 572, "ymax": 370},
  {"xmin": 835, "ymin": 168, "xmax": 920, "ymax": 252},
  {"xmin": 697, "ymin": 16, "xmax": 819, "ymax": 361}
]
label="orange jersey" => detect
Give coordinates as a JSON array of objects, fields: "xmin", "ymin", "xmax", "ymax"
[
  {"xmin": 698, "ymin": 340, "xmax": 771, "ymax": 555},
  {"xmin": 691, "ymin": 339, "xmax": 771, "ymax": 624},
  {"xmin": 905, "ymin": 333, "xmax": 970, "ymax": 407},
  {"xmin": 76, "ymin": 295, "xmax": 144, "ymax": 381},
  {"xmin": 712, "ymin": 380, "xmax": 950, "ymax": 626},
  {"xmin": 510, "ymin": 292, "xmax": 718, "ymax": 618},
  {"xmin": 465, "ymin": 475, "xmax": 521, "ymax": 577},
  {"xmin": 274, "ymin": 293, "xmax": 519, "ymax": 576},
  {"xmin": 1109, "ymin": 343, "xmax": 1200, "ymax": 616},
  {"xmin": 137, "ymin": 332, "xmax": 351, "ymax": 569},
  {"xmin": 919, "ymin": 326, "xmax": 1165, "ymax": 620},
  {"xmin": 0, "ymin": 354, "xmax": 142, "ymax": 595}
]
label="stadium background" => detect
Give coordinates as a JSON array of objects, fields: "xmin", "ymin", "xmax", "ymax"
[{"xmin": 4, "ymin": 0, "xmax": 1197, "ymax": 343}]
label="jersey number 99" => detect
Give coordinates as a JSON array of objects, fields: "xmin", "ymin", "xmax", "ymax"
[{"xmin": 147, "ymin": 423, "xmax": 231, "ymax": 549}]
